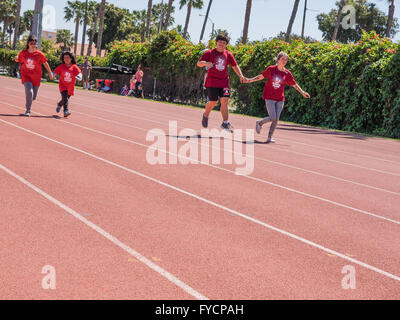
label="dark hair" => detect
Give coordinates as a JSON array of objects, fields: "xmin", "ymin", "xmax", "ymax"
[
  {"xmin": 60, "ymin": 51, "xmax": 77, "ymax": 65},
  {"xmin": 215, "ymin": 33, "xmax": 230, "ymax": 44},
  {"xmin": 26, "ymin": 34, "xmax": 38, "ymax": 50}
]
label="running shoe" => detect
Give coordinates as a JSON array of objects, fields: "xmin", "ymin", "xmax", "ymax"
[
  {"xmin": 64, "ymin": 111, "xmax": 71, "ymax": 118},
  {"xmin": 266, "ymin": 137, "xmax": 276, "ymax": 143},
  {"xmin": 221, "ymin": 122, "xmax": 234, "ymax": 133},
  {"xmin": 256, "ymin": 121, "xmax": 262, "ymax": 134},
  {"xmin": 56, "ymin": 101, "xmax": 62, "ymax": 113},
  {"xmin": 202, "ymin": 113, "xmax": 208, "ymax": 128},
  {"xmin": 24, "ymin": 111, "xmax": 30, "ymax": 117}
]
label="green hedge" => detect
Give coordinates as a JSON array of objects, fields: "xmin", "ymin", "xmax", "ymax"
[{"xmin": 1, "ymin": 30, "xmax": 399, "ymax": 138}]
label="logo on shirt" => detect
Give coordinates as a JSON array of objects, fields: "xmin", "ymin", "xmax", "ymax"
[
  {"xmin": 26, "ymin": 58, "xmax": 35, "ymax": 70},
  {"xmin": 215, "ymin": 57, "xmax": 226, "ymax": 71},
  {"xmin": 272, "ymin": 76, "xmax": 282, "ymax": 89},
  {"xmin": 64, "ymin": 72, "xmax": 72, "ymax": 83}
]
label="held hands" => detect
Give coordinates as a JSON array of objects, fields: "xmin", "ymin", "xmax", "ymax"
[
  {"xmin": 240, "ymin": 76, "xmax": 250, "ymax": 84},
  {"xmin": 205, "ymin": 62, "xmax": 213, "ymax": 69},
  {"xmin": 302, "ymin": 91, "xmax": 311, "ymax": 99},
  {"xmin": 14, "ymin": 56, "xmax": 19, "ymax": 63},
  {"xmin": 49, "ymin": 72, "xmax": 54, "ymax": 80}
]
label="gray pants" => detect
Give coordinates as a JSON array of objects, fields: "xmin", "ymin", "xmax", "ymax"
[
  {"xmin": 260, "ymin": 99, "xmax": 284, "ymax": 138},
  {"xmin": 24, "ymin": 82, "xmax": 39, "ymax": 111}
]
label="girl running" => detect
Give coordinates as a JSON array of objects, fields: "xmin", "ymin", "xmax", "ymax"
[
  {"xmin": 53, "ymin": 52, "xmax": 82, "ymax": 118},
  {"xmin": 245, "ymin": 52, "xmax": 310, "ymax": 143},
  {"xmin": 15, "ymin": 35, "xmax": 54, "ymax": 116}
]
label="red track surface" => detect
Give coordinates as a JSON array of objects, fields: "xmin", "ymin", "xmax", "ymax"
[{"xmin": 1, "ymin": 76, "xmax": 399, "ymax": 300}]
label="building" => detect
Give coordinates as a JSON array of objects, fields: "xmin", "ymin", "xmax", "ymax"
[{"xmin": 41, "ymin": 30, "xmax": 57, "ymax": 42}]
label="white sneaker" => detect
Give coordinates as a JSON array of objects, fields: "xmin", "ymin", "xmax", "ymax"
[
  {"xmin": 255, "ymin": 121, "xmax": 262, "ymax": 134},
  {"xmin": 266, "ymin": 137, "xmax": 275, "ymax": 143}
]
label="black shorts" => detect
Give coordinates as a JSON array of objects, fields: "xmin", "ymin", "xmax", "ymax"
[{"xmin": 206, "ymin": 87, "xmax": 231, "ymax": 102}]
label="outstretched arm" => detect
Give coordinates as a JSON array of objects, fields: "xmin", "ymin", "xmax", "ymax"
[
  {"xmin": 44, "ymin": 62, "xmax": 54, "ymax": 80},
  {"xmin": 245, "ymin": 74, "xmax": 265, "ymax": 83},
  {"xmin": 293, "ymin": 83, "xmax": 310, "ymax": 98},
  {"xmin": 197, "ymin": 61, "xmax": 213, "ymax": 69},
  {"xmin": 232, "ymin": 65, "xmax": 245, "ymax": 82}
]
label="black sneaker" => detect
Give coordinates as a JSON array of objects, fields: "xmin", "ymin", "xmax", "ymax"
[
  {"xmin": 220, "ymin": 122, "xmax": 234, "ymax": 133},
  {"xmin": 202, "ymin": 113, "xmax": 208, "ymax": 128}
]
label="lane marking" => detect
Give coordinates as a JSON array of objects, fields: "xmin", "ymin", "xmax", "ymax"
[
  {"xmin": 1, "ymin": 118, "xmax": 400, "ymax": 283},
  {"xmin": 0, "ymin": 163, "xmax": 208, "ymax": 300}
]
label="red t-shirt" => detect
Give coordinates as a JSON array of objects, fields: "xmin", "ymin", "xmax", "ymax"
[
  {"xmin": 18, "ymin": 50, "xmax": 48, "ymax": 86},
  {"xmin": 262, "ymin": 65, "xmax": 297, "ymax": 101},
  {"xmin": 54, "ymin": 64, "xmax": 82, "ymax": 96},
  {"xmin": 199, "ymin": 48, "xmax": 237, "ymax": 88}
]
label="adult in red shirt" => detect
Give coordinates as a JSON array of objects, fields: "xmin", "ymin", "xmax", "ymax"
[
  {"xmin": 197, "ymin": 33, "xmax": 245, "ymax": 132},
  {"xmin": 54, "ymin": 52, "xmax": 82, "ymax": 118},
  {"xmin": 245, "ymin": 52, "xmax": 310, "ymax": 143},
  {"xmin": 15, "ymin": 35, "xmax": 54, "ymax": 116}
]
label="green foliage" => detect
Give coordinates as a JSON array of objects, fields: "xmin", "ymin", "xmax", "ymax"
[{"xmin": 1, "ymin": 30, "xmax": 399, "ymax": 138}]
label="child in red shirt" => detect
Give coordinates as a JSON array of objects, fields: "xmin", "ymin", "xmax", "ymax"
[
  {"xmin": 53, "ymin": 52, "xmax": 82, "ymax": 118},
  {"xmin": 15, "ymin": 35, "xmax": 54, "ymax": 116},
  {"xmin": 244, "ymin": 52, "xmax": 310, "ymax": 143}
]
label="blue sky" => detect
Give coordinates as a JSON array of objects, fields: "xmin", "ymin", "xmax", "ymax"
[{"xmin": 21, "ymin": 0, "xmax": 400, "ymax": 43}]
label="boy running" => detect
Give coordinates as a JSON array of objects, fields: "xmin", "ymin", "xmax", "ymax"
[{"xmin": 197, "ymin": 33, "xmax": 245, "ymax": 132}]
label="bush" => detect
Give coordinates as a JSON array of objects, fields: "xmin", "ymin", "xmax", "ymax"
[{"xmin": 1, "ymin": 31, "xmax": 399, "ymax": 138}]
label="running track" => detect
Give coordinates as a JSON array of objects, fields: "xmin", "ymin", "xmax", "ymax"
[{"xmin": 0, "ymin": 76, "xmax": 399, "ymax": 300}]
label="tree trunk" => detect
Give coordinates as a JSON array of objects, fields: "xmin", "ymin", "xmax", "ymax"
[
  {"xmin": 183, "ymin": 0, "xmax": 192, "ymax": 39},
  {"xmin": 146, "ymin": 0, "xmax": 152, "ymax": 39},
  {"xmin": 386, "ymin": 0, "xmax": 395, "ymax": 38},
  {"xmin": 74, "ymin": 17, "xmax": 79, "ymax": 56},
  {"xmin": 80, "ymin": 0, "xmax": 89, "ymax": 56},
  {"xmin": 332, "ymin": 0, "xmax": 346, "ymax": 41},
  {"xmin": 242, "ymin": 0, "xmax": 252, "ymax": 44},
  {"xmin": 285, "ymin": 0, "xmax": 300, "ymax": 42},
  {"xmin": 13, "ymin": 0, "xmax": 21, "ymax": 49},
  {"xmin": 163, "ymin": 0, "xmax": 174, "ymax": 31},
  {"xmin": 87, "ymin": 8, "xmax": 99, "ymax": 57},
  {"xmin": 96, "ymin": 0, "xmax": 106, "ymax": 57},
  {"xmin": 2, "ymin": 21, "xmax": 10, "ymax": 45},
  {"xmin": 199, "ymin": 0, "xmax": 213, "ymax": 42}
]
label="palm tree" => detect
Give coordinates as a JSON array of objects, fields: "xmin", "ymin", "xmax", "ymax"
[
  {"xmin": 80, "ymin": 0, "xmax": 89, "ymax": 56},
  {"xmin": 179, "ymin": 0, "xmax": 203, "ymax": 39},
  {"xmin": 56, "ymin": 29, "xmax": 74, "ymax": 50},
  {"xmin": 64, "ymin": 0, "xmax": 85, "ymax": 56},
  {"xmin": 87, "ymin": 1, "xmax": 99, "ymax": 56},
  {"xmin": 145, "ymin": 0, "xmax": 152, "ymax": 39},
  {"xmin": 386, "ymin": 0, "xmax": 395, "ymax": 38},
  {"xmin": 242, "ymin": 0, "xmax": 252, "ymax": 44},
  {"xmin": 332, "ymin": 0, "xmax": 346, "ymax": 41},
  {"xmin": 96, "ymin": 0, "xmax": 106, "ymax": 56},
  {"xmin": 163, "ymin": 0, "xmax": 174, "ymax": 31},
  {"xmin": 199, "ymin": 0, "xmax": 212, "ymax": 42},
  {"xmin": 0, "ymin": 0, "xmax": 16, "ymax": 46},
  {"xmin": 12, "ymin": 0, "xmax": 20, "ymax": 49},
  {"xmin": 285, "ymin": 0, "xmax": 300, "ymax": 42}
]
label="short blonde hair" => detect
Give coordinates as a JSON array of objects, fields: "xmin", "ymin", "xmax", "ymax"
[{"xmin": 275, "ymin": 51, "xmax": 289, "ymax": 63}]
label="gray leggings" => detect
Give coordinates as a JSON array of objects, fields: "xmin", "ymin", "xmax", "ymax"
[
  {"xmin": 24, "ymin": 82, "xmax": 40, "ymax": 111},
  {"xmin": 260, "ymin": 99, "xmax": 285, "ymax": 138}
]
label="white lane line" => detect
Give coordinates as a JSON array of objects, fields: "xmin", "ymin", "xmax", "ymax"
[
  {"xmin": 3, "ymin": 98, "xmax": 400, "ymax": 198},
  {"xmin": 4, "ymin": 88, "xmax": 400, "ymax": 168},
  {"xmin": 1, "ymin": 118, "xmax": 400, "ymax": 283},
  {"xmin": 0, "ymin": 163, "xmax": 208, "ymax": 300},
  {"xmin": 3, "ymin": 102, "xmax": 400, "ymax": 226}
]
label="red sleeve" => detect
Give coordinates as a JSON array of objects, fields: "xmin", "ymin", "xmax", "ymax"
[
  {"xmin": 227, "ymin": 52, "xmax": 237, "ymax": 67},
  {"xmin": 39, "ymin": 51, "xmax": 48, "ymax": 63},
  {"xmin": 54, "ymin": 65, "xmax": 62, "ymax": 75},
  {"xmin": 199, "ymin": 50, "xmax": 211, "ymax": 62},
  {"xmin": 286, "ymin": 71, "xmax": 296, "ymax": 86},
  {"xmin": 261, "ymin": 66, "xmax": 271, "ymax": 79}
]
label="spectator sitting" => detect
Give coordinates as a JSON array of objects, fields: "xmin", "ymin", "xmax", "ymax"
[
  {"xmin": 88, "ymin": 80, "xmax": 96, "ymax": 90},
  {"xmin": 135, "ymin": 83, "xmax": 144, "ymax": 99},
  {"xmin": 120, "ymin": 84, "xmax": 129, "ymax": 96}
]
